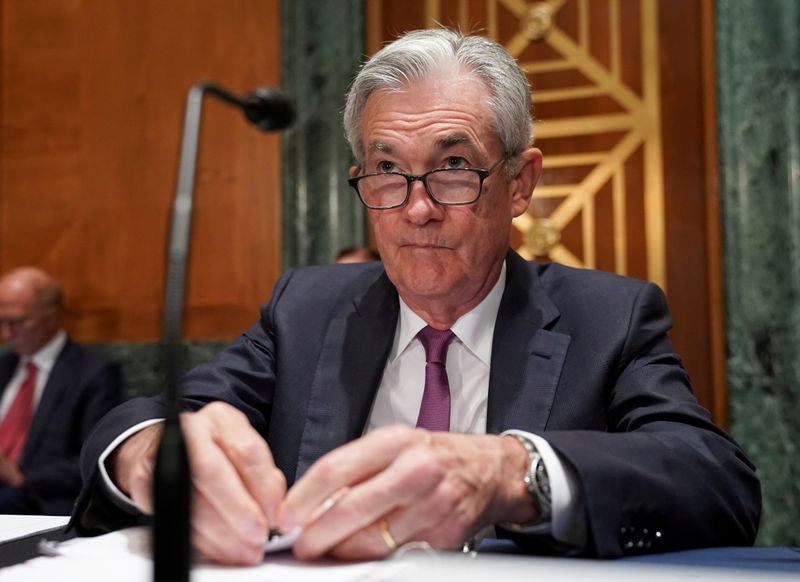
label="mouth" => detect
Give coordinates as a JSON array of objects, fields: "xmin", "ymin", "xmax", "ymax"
[{"xmin": 401, "ymin": 241, "xmax": 452, "ymax": 250}]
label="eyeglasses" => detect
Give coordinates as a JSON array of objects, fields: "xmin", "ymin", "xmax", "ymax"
[
  {"xmin": 0, "ymin": 316, "xmax": 33, "ymax": 330},
  {"xmin": 348, "ymin": 157, "xmax": 507, "ymax": 210}
]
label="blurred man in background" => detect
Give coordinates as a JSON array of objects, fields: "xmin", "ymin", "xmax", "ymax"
[{"xmin": 0, "ymin": 266, "xmax": 120, "ymax": 514}]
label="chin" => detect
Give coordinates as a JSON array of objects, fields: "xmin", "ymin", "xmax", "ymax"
[
  {"xmin": 387, "ymin": 253, "xmax": 463, "ymax": 292},
  {"xmin": 406, "ymin": 283, "xmax": 452, "ymax": 298},
  {"xmin": 404, "ymin": 272, "xmax": 465, "ymax": 300}
]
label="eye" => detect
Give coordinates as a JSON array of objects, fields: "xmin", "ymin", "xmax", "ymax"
[
  {"xmin": 444, "ymin": 156, "xmax": 469, "ymax": 169},
  {"xmin": 377, "ymin": 160, "xmax": 396, "ymax": 173}
]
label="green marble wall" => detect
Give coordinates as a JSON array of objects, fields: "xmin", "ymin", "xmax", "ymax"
[
  {"xmin": 280, "ymin": 0, "xmax": 366, "ymax": 267},
  {"xmin": 96, "ymin": 341, "xmax": 228, "ymax": 401},
  {"xmin": 716, "ymin": 0, "xmax": 800, "ymax": 546}
]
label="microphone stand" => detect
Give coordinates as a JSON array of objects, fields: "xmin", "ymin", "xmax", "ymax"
[
  {"xmin": 153, "ymin": 82, "xmax": 204, "ymax": 582},
  {"xmin": 153, "ymin": 82, "xmax": 293, "ymax": 582}
]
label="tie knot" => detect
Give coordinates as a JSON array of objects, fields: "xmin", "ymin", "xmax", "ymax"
[
  {"xmin": 25, "ymin": 361, "xmax": 37, "ymax": 376},
  {"xmin": 417, "ymin": 326, "xmax": 455, "ymax": 365}
]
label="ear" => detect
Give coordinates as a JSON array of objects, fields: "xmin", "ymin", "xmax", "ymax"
[
  {"xmin": 509, "ymin": 148, "xmax": 543, "ymax": 218},
  {"xmin": 348, "ymin": 165, "xmax": 360, "ymax": 178}
]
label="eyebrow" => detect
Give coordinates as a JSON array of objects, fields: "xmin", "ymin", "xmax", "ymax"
[
  {"xmin": 435, "ymin": 134, "xmax": 475, "ymax": 150},
  {"xmin": 367, "ymin": 141, "xmax": 393, "ymax": 154},
  {"xmin": 367, "ymin": 134, "xmax": 480, "ymax": 157}
]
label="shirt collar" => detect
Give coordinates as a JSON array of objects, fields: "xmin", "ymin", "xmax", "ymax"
[
  {"xmin": 390, "ymin": 261, "xmax": 507, "ymax": 366},
  {"xmin": 25, "ymin": 329, "xmax": 67, "ymax": 374}
]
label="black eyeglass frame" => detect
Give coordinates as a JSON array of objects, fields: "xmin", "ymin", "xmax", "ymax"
[{"xmin": 348, "ymin": 157, "xmax": 508, "ymax": 210}]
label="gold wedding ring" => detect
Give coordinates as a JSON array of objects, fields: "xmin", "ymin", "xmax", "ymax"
[{"xmin": 378, "ymin": 518, "xmax": 398, "ymax": 551}]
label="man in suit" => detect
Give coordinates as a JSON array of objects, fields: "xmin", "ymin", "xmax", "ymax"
[
  {"xmin": 0, "ymin": 267, "xmax": 120, "ymax": 514},
  {"xmin": 73, "ymin": 29, "xmax": 760, "ymax": 564}
]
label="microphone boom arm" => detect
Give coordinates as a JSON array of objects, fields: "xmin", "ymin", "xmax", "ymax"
[{"xmin": 155, "ymin": 81, "xmax": 293, "ymax": 582}]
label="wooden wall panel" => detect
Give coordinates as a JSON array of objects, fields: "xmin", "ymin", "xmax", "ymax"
[{"xmin": 1, "ymin": 0, "xmax": 282, "ymax": 342}]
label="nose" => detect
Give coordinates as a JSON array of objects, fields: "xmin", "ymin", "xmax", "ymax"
[{"xmin": 404, "ymin": 180, "xmax": 444, "ymax": 225}]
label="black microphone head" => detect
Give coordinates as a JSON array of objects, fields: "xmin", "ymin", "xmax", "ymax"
[{"xmin": 243, "ymin": 88, "xmax": 295, "ymax": 131}]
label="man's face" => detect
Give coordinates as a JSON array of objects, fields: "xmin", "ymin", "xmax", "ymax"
[
  {"xmin": 0, "ymin": 286, "xmax": 57, "ymax": 356},
  {"xmin": 356, "ymin": 72, "xmax": 541, "ymax": 318}
]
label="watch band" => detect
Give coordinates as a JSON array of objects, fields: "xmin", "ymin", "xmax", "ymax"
[{"xmin": 503, "ymin": 431, "xmax": 552, "ymax": 527}]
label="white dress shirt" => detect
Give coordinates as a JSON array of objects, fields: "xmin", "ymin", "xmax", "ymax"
[
  {"xmin": 365, "ymin": 263, "xmax": 583, "ymax": 546},
  {"xmin": 0, "ymin": 329, "xmax": 67, "ymax": 421},
  {"xmin": 365, "ymin": 263, "xmax": 506, "ymax": 434}
]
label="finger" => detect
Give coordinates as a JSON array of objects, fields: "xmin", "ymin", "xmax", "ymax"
[
  {"xmin": 292, "ymin": 442, "xmax": 442, "ymax": 560},
  {"xmin": 328, "ymin": 519, "xmax": 397, "ymax": 561},
  {"xmin": 203, "ymin": 403, "xmax": 287, "ymax": 525},
  {"xmin": 181, "ymin": 409, "xmax": 268, "ymax": 546},
  {"xmin": 191, "ymin": 491, "xmax": 265, "ymax": 566},
  {"xmin": 317, "ymin": 432, "xmax": 502, "ymax": 560},
  {"xmin": 379, "ymin": 438, "xmax": 500, "ymax": 551},
  {"xmin": 377, "ymin": 483, "xmax": 469, "ymax": 550},
  {"xmin": 281, "ymin": 425, "xmax": 426, "ymax": 530},
  {"xmin": 325, "ymin": 479, "xmax": 472, "ymax": 561}
]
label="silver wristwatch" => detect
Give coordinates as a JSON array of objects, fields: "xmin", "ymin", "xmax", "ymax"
[{"xmin": 504, "ymin": 432, "xmax": 552, "ymax": 527}]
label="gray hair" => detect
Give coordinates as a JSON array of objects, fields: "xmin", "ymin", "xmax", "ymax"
[{"xmin": 344, "ymin": 28, "xmax": 533, "ymax": 165}]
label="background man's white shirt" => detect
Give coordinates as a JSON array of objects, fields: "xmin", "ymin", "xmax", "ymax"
[{"xmin": 0, "ymin": 329, "xmax": 67, "ymax": 420}]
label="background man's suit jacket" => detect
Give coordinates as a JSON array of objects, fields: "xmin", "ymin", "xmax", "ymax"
[
  {"xmin": 0, "ymin": 339, "xmax": 120, "ymax": 514},
  {"xmin": 74, "ymin": 251, "xmax": 760, "ymax": 556}
]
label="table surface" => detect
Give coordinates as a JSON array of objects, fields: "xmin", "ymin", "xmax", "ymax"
[
  {"xmin": 0, "ymin": 518, "xmax": 797, "ymax": 581},
  {"xmin": 476, "ymin": 538, "xmax": 800, "ymax": 573},
  {"xmin": 627, "ymin": 545, "xmax": 800, "ymax": 572}
]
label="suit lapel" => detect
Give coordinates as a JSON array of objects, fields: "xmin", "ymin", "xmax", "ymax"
[
  {"xmin": 0, "ymin": 353, "xmax": 19, "ymax": 400},
  {"xmin": 487, "ymin": 253, "xmax": 570, "ymax": 434},
  {"xmin": 294, "ymin": 254, "xmax": 570, "ymax": 475},
  {"xmin": 294, "ymin": 272, "xmax": 398, "ymax": 479},
  {"xmin": 23, "ymin": 341, "xmax": 74, "ymax": 462}
]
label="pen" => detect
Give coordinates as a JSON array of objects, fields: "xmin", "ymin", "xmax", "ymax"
[{"xmin": 263, "ymin": 486, "xmax": 350, "ymax": 553}]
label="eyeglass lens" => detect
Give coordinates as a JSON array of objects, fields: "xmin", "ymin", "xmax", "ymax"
[{"xmin": 358, "ymin": 169, "xmax": 481, "ymax": 208}]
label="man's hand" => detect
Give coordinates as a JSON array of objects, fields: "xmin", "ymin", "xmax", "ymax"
[
  {"xmin": 109, "ymin": 402, "xmax": 286, "ymax": 565},
  {"xmin": 0, "ymin": 454, "xmax": 24, "ymax": 487},
  {"xmin": 278, "ymin": 425, "xmax": 535, "ymax": 560}
]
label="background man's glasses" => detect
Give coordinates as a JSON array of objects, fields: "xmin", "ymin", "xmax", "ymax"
[
  {"xmin": 348, "ymin": 157, "xmax": 506, "ymax": 210},
  {"xmin": 0, "ymin": 316, "xmax": 32, "ymax": 331}
]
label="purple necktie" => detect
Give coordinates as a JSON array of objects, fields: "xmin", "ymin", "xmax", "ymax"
[{"xmin": 415, "ymin": 326, "xmax": 456, "ymax": 431}]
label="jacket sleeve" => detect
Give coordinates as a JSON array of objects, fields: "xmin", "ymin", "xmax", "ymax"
[
  {"xmin": 70, "ymin": 270, "xmax": 296, "ymax": 534},
  {"xmin": 524, "ymin": 282, "xmax": 760, "ymax": 556}
]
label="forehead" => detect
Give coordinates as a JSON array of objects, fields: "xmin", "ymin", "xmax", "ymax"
[
  {"xmin": 360, "ymin": 72, "xmax": 499, "ymax": 160},
  {"xmin": 0, "ymin": 281, "xmax": 36, "ymax": 312}
]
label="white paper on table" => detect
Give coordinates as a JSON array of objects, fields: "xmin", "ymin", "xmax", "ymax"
[{"xmin": 0, "ymin": 526, "xmax": 411, "ymax": 582}]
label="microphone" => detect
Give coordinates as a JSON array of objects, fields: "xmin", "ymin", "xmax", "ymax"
[
  {"xmin": 243, "ymin": 88, "xmax": 295, "ymax": 131},
  {"xmin": 201, "ymin": 83, "xmax": 295, "ymax": 132},
  {"xmin": 154, "ymin": 82, "xmax": 294, "ymax": 582}
]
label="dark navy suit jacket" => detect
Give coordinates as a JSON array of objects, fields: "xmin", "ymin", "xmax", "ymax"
[
  {"xmin": 0, "ymin": 338, "xmax": 120, "ymax": 514},
  {"xmin": 73, "ymin": 252, "xmax": 760, "ymax": 556}
]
